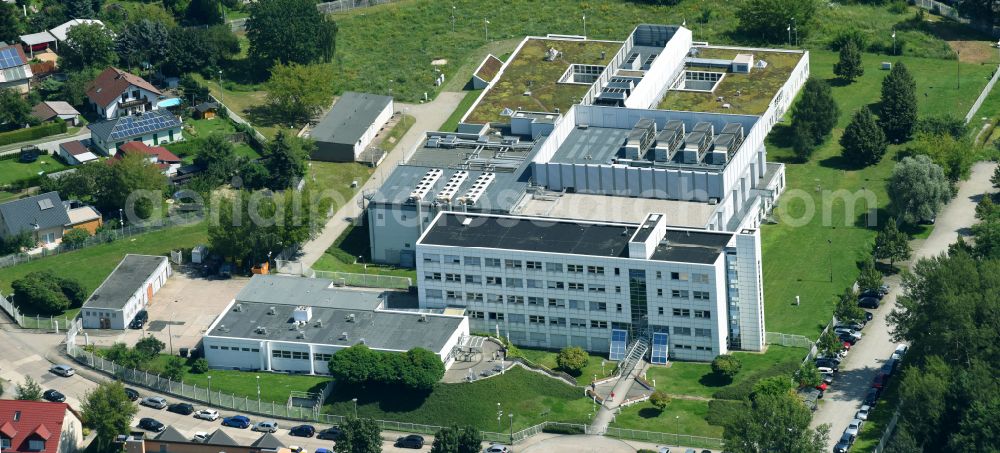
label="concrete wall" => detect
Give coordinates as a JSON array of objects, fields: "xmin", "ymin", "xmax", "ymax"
[
  {"xmin": 624, "ymin": 27, "xmax": 690, "ymax": 109},
  {"xmin": 58, "ymin": 409, "xmax": 83, "ymax": 453}
]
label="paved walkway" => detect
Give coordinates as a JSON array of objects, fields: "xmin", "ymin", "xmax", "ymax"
[
  {"xmin": 0, "ymin": 127, "xmax": 90, "ymax": 155},
  {"xmin": 296, "ymin": 91, "xmax": 466, "ymax": 267},
  {"xmin": 810, "ymin": 161, "xmax": 998, "ymax": 450},
  {"xmin": 589, "ymin": 362, "xmax": 649, "ymax": 435}
]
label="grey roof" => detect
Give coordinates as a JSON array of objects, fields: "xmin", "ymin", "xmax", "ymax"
[
  {"xmin": 20, "ymin": 31, "xmax": 57, "ymax": 46},
  {"xmin": 235, "ymin": 274, "xmax": 384, "ymax": 311},
  {"xmin": 250, "ymin": 433, "xmax": 285, "ymax": 449},
  {"xmin": 204, "ymin": 429, "xmax": 239, "ymax": 446},
  {"xmin": 312, "ymin": 92, "xmax": 392, "ymax": 146},
  {"xmin": 209, "ymin": 276, "xmax": 464, "ymax": 353},
  {"xmin": 649, "ymin": 229, "xmax": 732, "ymax": 264},
  {"xmin": 420, "ymin": 212, "xmax": 636, "ymax": 258},
  {"xmin": 87, "ymin": 110, "xmax": 181, "ymax": 144},
  {"xmin": 370, "ymin": 165, "xmax": 529, "ymax": 212},
  {"xmin": 153, "ymin": 426, "xmax": 188, "ymax": 443},
  {"xmin": 82, "ymin": 254, "xmax": 168, "ymax": 310},
  {"xmin": 193, "ymin": 101, "xmax": 218, "ymax": 112},
  {"xmin": 0, "ymin": 191, "xmax": 70, "ymax": 236}
]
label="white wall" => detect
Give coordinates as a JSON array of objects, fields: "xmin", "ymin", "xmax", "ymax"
[
  {"xmin": 92, "ymin": 127, "xmax": 183, "ymax": 156},
  {"xmin": 96, "ymin": 85, "xmax": 161, "ymax": 120},
  {"xmin": 352, "ymin": 100, "xmax": 395, "ymax": 159},
  {"xmin": 625, "ymin": 27, "xmax": 691, "ymax": 109}
]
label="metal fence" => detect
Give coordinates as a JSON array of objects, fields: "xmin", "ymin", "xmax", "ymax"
[
  {"xmin": 228, "ymin": 0, "xmax": 398, "ymax": 31},
  {"xmin": 873, "ymin": 408, "xmax": 902, "ymax": 453},
  {"xmin": 604, "ymin": 427, "xmax": 724, "ymax": 450},
  {"xmin": 966, "ymin": 65, "xmax": 1000, "ymax": 124},
  {"xmin": 0, "ymin": 291, "xmax": 75, "ymax": 331},
  {"xmin": 310, "ymin": 270, "xmax": 412, "ymax": 290},
  {"xmin": 765, "ymin": 331, "xmax": 814, "ymax": 348}
]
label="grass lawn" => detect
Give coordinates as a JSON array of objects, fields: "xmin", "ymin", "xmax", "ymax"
[
  {"xmin": 0, "ymin": 222, "xmax": 208, "ymax": 310},
  {"xmin": 145, "ymin": 355, "xmax": 329, "ymax": 403},
  {"xmin": 0, "ymin": 155, "xmax": 69, "ymax": 186},
  {"xmin": 760, "ymin": 50, "xmax": 994, "ymax": 337},
  {"xmin": 323, "ymin": 367, "xmax": 592, "ymax": 431},
  {"xmin": 313, "ymin": 224, "xmax": 416, "ymax": 279},
  {"xmin": 380, "ymin": 114, "xmax": 416, "ymax": 152},
  {"xmin": 165, "ymin": 118, "xmax": 261, "ymax": 164},
  {"xmin": 517, "ymin": 347, "xmax": 616, "ymax": 386},
  {"xmin": 645, "ymin": 346, "xmax": 805, "ymax": 399},
  {"xmin": 189, "ymin": 73, "xmax": 282, "ymax": 139},
  {"xmin": 439, "ymin": 89, "xmax": 483, "ymax": 132},
  {"xmin": 611, "ymin": 399, "xmax": 723, "ymax": 438},
  {"xmin": 306, "ymin": 161, "xmax": 372, "ymax": 210}
]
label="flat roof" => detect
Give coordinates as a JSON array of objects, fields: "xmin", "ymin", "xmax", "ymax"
[
  {"xmin": 371, "ymin": 165, "xmax": 530, "ymax": 211},
  {"xmin": 420, "ymin": 212, "xmax": 635, "ymax": 258},
  {"xmin": 83, "ymin": 255, "xmax": 166, "ymax": 310},
  {"xmin": 650, "ymin": 229, "xmax": 732, "ymax": 264},
  {"xmin": 311, "ymin": 92, "xmax": 392, "ymax": 146},
  {"xmin": 658, "ymin": 47, "xmax": 804, "ymax": 116},
  {"xmin": 235, "ymin": 274, "xmax": 386, "ymax": 311},
  {"xmin": 514, "ymin": 193, "xmax": 716, "ymax": 229},
  {"xmin": 209, "ymin": 278, "xmax": 464, "ymax": 353},
  {"xmin": 549, "ymin": 125, "xmax": 629, "ymax": 164}
]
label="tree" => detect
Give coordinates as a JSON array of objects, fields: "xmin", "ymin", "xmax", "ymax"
[
  {"xmin": 903, "ymin": 133, "xmax": 975, "ymax": 182},
  {"xmin": 833, "ymin": 39, "xmax": 864, "ymax": 82},
  {"xmin": 185, "ymin": 0, "xmax": 223, "ymax": 25},
  {"xmin": 164, "ymin": 25, "xmax": 240, "ymax": 76},
  {"xmin": 711, "ymin": 354, "xmax": 743, "ymax": 379},
  {"xmin": 555, "ymin": 346, "xmax": 588, "ymax": 374},
  {"xmin": 834, "ymin": 287, "xmax": 866, "ymax": 325},
  {"xmin": 400, "ymin": 347, "xmax": 445, "ymax": 391},
  {"xmin": 992, "ymin": 164, "xmax": 1000, "ymax": 190},
  {"xmin": 190, "ymin": 358, "xmax": 209, "ymax": 374},
  {"xmin": 134, "ymin": 336, "xmax": 165, "ymax": 361},
  {"xmin": 0, "ymin": 88, "xmax": 34, "ymax": 130},
  {"xmin": 115, "ymin": 19, "xmax": 171, "ymax": 71},
  {"xmin": 64, "ymin": 0, "xmax": 97, "ymax": 19},
  {"xmin": 195, "ymin": 133, "xmax": 240, "ymax": 184},
  {"xmin": 334, "ymin": 417, "xmax": 381, "ymax": 453},
  {"xmin": 873, "ymin": 218, "xmax": 911, "ymax": 269},
  {"xmin": 430, "ymin": 426, "xmax": 459, "ymax": 453},
  {"xmin": 163, "ymin": 356, "xmax": 185, "ymax": 381},
  {"xmin": 880, "ymin": 62, "xmax": 918, "ymax": 143},
  {"xmin": 649, "ymin": 390, "xmax": 671, "ymax": 411},
  {"xmin": 789, "ymin": 78, "xmax": 839, "ymax": 160},
  {"xmin": 794, "ymin": 362, "xmax": 822, "ymax": 388},
  {"xmin": 15, "ymin": 376, "xmax": 42, "ymax": 401},
  {"xmin": 915, "ymin": 115, "xmax": 966, "ymax": 139},
  {"xmin": 262, "ymin": 131, "xmax": 310, "ymax": 190},
  {"xmin": 456, "ymin": 426, "xmax": 483, "ymax": 453},
  {"xmin": 888, "ymin": 155, "xmax": 952, "ymax": 224},
  {"xmin": 976, "ymin": 196, "xmax": 997, "ymax": 221},
  {"xmin": 106, "ymin": 342, "xmax": 144, "ymax": 369},
  {"xmin": 840, "ymin": 106, "xmax": 887, "ymax": 167},
  {"xmin": 246, "ymin": 0, "xmax": 337, "ymax": 68},
  {"xmin": 60, "ymin": 68, "xmax": 103, "ymax": 107},
  {"xmin": 60, "ymin": 23, "xmax": 117, "ymax": 71},
  {"xmin": 736, "ymin": 0, "xmax": 818, "ymax": 43},
  {"xmin": 11, "ymin": 271, "xmax": 77, "ymax": 315},
  {"xmin": 264, "ymin": 62, "xmax": 336, "ymax": 124},
  {"xmin": 858, "ymin": 258, "xmax": 883, "ymax": 293},
  {"xmin": 327, "ymin": 344, "xmax": 381, "ymax": 387},
  {"xmin": 0, "ymin": 4, "xmax": 18, "ymax": 45},
  {"xmin": 81, "ymin": 381, "xmax": 137, "ymax": 452},
  {"xmin": 104, "ymin": 152, "xmax": 169, "ymax": 220},
  {"xmin": 722, "ymin": 392, "xmax": 829, "ymax": 453},
  {"xmin": 57, "ymin": 277, "xmax": 87, "ymax": 308},
  {"xmin": 818, "ymin": 329, "xmax": 844, "ymax": 357},
  {"xmin": 751, "ymin": 376, "xmax": 792, "ymax": 400},
  {"xmin": 62, "ymin": 228, "xmax": 91, "ymax": 248}
]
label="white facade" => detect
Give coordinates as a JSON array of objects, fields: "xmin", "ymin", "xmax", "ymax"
[
  {"xmin": 92, "ymin": 84, "xmax": 162, "ymax": 120},
  {"xmin": 80, "ymin": 255, "xmax": 171, "ymax": 330},
  {"xmin": 90, "ymin": 127, "xmax": 183, "ymax": 156},
  {"xmin": 353, "ymin": 99, "xmax": 393, "ymax": 159}
]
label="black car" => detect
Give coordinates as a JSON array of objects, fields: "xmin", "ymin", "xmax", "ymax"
[
  {"xmin": 129, "ymin": 310, "xmax": 148, "ymax": 329},
  {"xmin": 838, "ymin": 332, "xmax": 860, "ymax": 345},
  {"xmin": 395, "ymin": 434, "xmax": 424, "ymax": 449},
  {"xmin": 43, "ymin": 389, "xmax": 65, "ymax": 402},
  {"xmin": 815, "ymin": 359, "xmax": 840, "ymax": 371},
  {"xmin": 858, "ymin": 296, "xmax": 880, "ymax": 309},
  {"xmin": 864, "ymin": 310, "xmax": 874, "ymax": 322},
  {"xmin": 138, "ymin": 418, "xmax": 165, "ymax": 433},
  {"xmin": 289, "ymin": 425, "xmax": 316, "ymax": 437},
  {"xmin": 864, "ymin": 388, "xmax": 881, "ymax": 406},
  {"xmin": 859, "ymin": 289, "xmax": 883, "ymax": 300},
  {"xmin": 167, "ymin": 403, "xmax": 195, "ymax": 415},
  {"xmin": 833, "ymin": 432, "xmax": 854, "ymax": 453},
  {"xmin": 316, "ymin": 427, "xmax": 343, "ymax": 440},
  {"xmin": 124, "ymin": 388, "xmax": 140, "ymax": 401}
]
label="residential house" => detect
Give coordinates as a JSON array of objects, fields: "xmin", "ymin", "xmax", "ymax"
[
  {"xmin": 48, "ymin": 19, "xmax": 104, "ymax": 45},
  {"xmin": 0, "ymin": 44, "xmax": 33, "ymax": 94},
  {"xmin": 57, "ymin": 140, "xmax": 98, "ymax": 165},
  {"xmin": 86, "ymin": 67, "xmax": 163, "ymax": 120},
  {"xmin": 113, "ymin": 141, "xmax": 182, "ymax": 176},
  {"xmin": 0, "ymin": 192, "xmax": 71, "ymax": 247},
  {"xmin": 63, "ymin": 200, "xmax": 102, "ymax": 234},
  {"xmin": 0, "ymin": 399, "xmax": 84, "ymax": 453},
  {"xmin": 87, "ymin": 110, "xmax": 183, "ymax": 156},
  {"xmin": 32, "ymin": 101, "xmax": 81, "ymax": 126},
  {"xmin": 193, "ymin": 102, "xmax": 219, "ymax": 120}
]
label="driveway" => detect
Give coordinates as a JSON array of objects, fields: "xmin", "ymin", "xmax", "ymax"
[
  {"xmin": 811, "ymin": 161, "xmax": 998, "ymax": 449},
  {"xmin": 296, "ymin": 91, "xmax": 467, "ymax": 268}
]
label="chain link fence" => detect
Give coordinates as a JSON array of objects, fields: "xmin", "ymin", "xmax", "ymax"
[
  {"xmin": 0, "ymin": 291, "xmax": 75, "ymax": 330},
  {"xmin": 604, "ymin": 427, "xmax": 724, "ymax": 450},
  {"xmin": 765, "ymin": 332, "xmax": 814, "ymax": 349},
  {"xmin": 310, "ymin": 270, "xmax": 412, "ymax": 290}
]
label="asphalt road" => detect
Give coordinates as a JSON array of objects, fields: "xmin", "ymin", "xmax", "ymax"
[{"xmin": 810, "ymin": 162, "xmax": 998, "ymax": 450}]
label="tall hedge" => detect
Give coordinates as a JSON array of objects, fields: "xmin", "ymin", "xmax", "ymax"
[{"xmin": 0, "ymin": 121, "xmax": 67, "ymax": 147}]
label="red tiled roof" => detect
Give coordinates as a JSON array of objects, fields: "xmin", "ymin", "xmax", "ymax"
[
  {"xmin": 116, "ymin": 141, "xmax": 181, "ymax": 163},
  {"xmin": 85, "ymin": 67, "xmax": 162, "ymax": 108},
  {"xmin": 0, "ymin": 400, "xmax": 74, "ymax": 453},
  {"xmin": 59, "ymin": 140, "xmax": 90, "ymax": 156}
]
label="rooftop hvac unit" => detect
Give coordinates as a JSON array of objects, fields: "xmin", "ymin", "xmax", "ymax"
[
  {"xmin": 408, "ymin": 168, "xmax": 444, "ymax": 202},
  {"xmin": 709, "ymin": 133, "xmax": 738, "ymax": 164},
  {"xmin": 623, "ymin": 118, "xmax": 657, "ymax": 159},
  {"xmin": 434, "ymin": 170, "xmax": 470, "ymax": 203},
  {"xmin": 233, "ymin": 303, "xmax": 243, "ymax": 312},
  {"xmin": 346, "ymin": 313, "xmax": 356, "ymax": 323},
  {"xmin": 267, "ymin": 306, "xmax": 276, "ymax": 315},
  {"xmin": 458, "ymin": 172, "xmax": 496, "ymax": 205},
  {"xmin": 418, "ymin": 314, "xmax": 428, "ymax": 322},
  {"xmin": 722, "ymin": 122, "xmax": 744, "ymax": 140},
  {"xmin": 692, "ymin": 122, "xmax": 714, "ymax": 137},
  {"xmin": 652, "ymin": 128, "xmax": 683, "ymax": 162},
  {"xmin": 339, "ymin": 332, "xmax": 349, "ymax": 341},
  {"xmin": 296, "ymin": 330, "xmax": 305, "ymax": 339},
  {"xmin": 680, "ymin": 131, "xmax": 710, "ymax": 164},
  {"xmin": 359, "ymin": 338, "xmax": 366, "ymax": 345},
  {"xmin": 315, "ymin": 319, "xmax": 323, "ymax": 328},
  {"xmin": 292, "ymin": 305, "xmax": 312, "ymax": 323},
  {"xmin": 255, "ymin": 326, "xmax": 267, "ymax": 335}
]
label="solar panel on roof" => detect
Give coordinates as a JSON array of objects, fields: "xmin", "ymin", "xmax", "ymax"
[{"xmin": 0, "ymin": 48, "xmax": 23, "ymax": 70}]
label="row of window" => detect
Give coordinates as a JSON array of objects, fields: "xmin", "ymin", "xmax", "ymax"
[
  {"xmin": 272, "ymin": 350, "xmax": 310, "ymax": 360},
  {"xmin": 423, "ymin": 255, "xmax": 712, "ymax": 283},
  {"xmin": 209, "ymin": 345, "xmax": 261, "ymax": 352},
  {"xmin": 672, "ymin": 344, "xmax": 712, "ymax": 351},
  {"xmin": 427, "ymin": 276, "xmax": 712, "ymax": 300},
  {"xmin": 671, "ymin": 326, "xmax": 713, "ymax": 337},
  {"xmin": 468, "ymin": 311, "xmax": 609, "ymax": 329}
]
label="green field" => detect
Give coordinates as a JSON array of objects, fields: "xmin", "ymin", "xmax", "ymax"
[
  {"xmin": 517, "ymin": 347, "xmax": 616, "ymax": 386},
  {"xmin": 323, "ymin": 367, "xmax": 592, "ymax": 431},
  {"xmin": 381, "ymin": 114, "xmax": 416, "ymax": 152},
  {"xmin": 145, "ymin": 355, "xmax": 329, "ymax": 403},
  {"xmin": 611, "ymin": 398, "xmax": 723, "ymax": 438},
  {"xmin": 312, "ymin": 224, "xmax": 416, "ymax": 279},
  {"xmin": 760, "ymin": 50, "xmax": 994, "ymax": 337},
  {"xmin": 306, "ymin": 161, "xmax": 372, "ymax": 210},
  {"xmin": 165, "ymin": 118, "xmax": 261, "ymax": 164},
  {"xmin": 439, "ymin": 89, "xmax": 483, "ymax": 132},
  {"xmin": 0, "ymin": 155, "xmax": 69, "ymax": 186},
  {"xmin": 646, "ymin": 346, "xmax": 805, "ymax": 399}
]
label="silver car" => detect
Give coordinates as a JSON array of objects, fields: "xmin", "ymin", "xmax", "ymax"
[
  {"xmin": 140, "ymin": 397, "xmax": 167, "ymax": 409},
  {"xmin": 856, "ymin": 405, "xmax": 871, "ymax": 421},
  {"xmin": 49, "ymin": 364, "xmax": 75, "ymax": 377},
  {"xmin": 845, "ymin": 418, "xmax": 863, "ymax": 439},
  {"xmin": 253, "ymin": 421, "xmax": 279, "ymax": 433}
]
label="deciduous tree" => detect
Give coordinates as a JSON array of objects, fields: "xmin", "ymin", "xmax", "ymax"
[
  {"xmin": 185, "ymin": 0, "xmax": 223, "ymax": 25},
  {"xmin": 135, "ymin": 336, "xmax": 165, "ymax": 361},
  {"xmin": 880, "ymin": 62, "xmax": 918, "ymax": 142},
  {"xmin": 736, "ymin": 0, "xmax": 817, "ymax": 43},
  {"xmin": 833, "ymin": 39, "xmax": 864, "ymax": 82},
  {"xmin": 840, "ymin": 107, "xmax": 887, "ymax": 167},
  {"xmin": 81, "ymin": 381, "xmax": 137, "ymax": 452},
  {"xmin": 60, "ymin": 23, "xmax": 117, "ymax": 71},
  {"xmin": 555, "ymin": 346, "xmax": 588, "ymax": 374},
  {"xmin": 115, "ymin": 19, "xmax": 171, "ymax": 71},
  {"xmin": 649, "ymin": 390, "xmax": 671, "ymax": 411},
  {"xmin": 163, "ymin": 356, "xmax": 185, "ymax": 380},
  {"xmin": 834, "ymin": 287, "xmax": 866, "ymax": 325},
  {"xmin": 0, "ymin": 3, "xmax": 19, "ymax": 44},
  {"xmin": 264, "ymin": 63, "xmax": 336, "ymax": 124},
  {"xmin": 195, "ymin": 133, "xmax": 240, "ymax": 185},
  {"xmin": 262, "ymin": 131, "xmax": 310, "ymax": 190},
  {"xmin": 0, "ymin": 88, "xmax": 34, "ymax": 130},
  {"xmin": 105, "ymin": 152, "xmax": 169, "ymax": 220},
  {"xmin": 11, "ymin": 271, "xmax": 85, "ymax": 315},
  {"xmin": 794, "ymin": 362, "xmax": 822, "ymax": 388},
  {"xmin": 15, "ymin": 376, "xmax": 42, "ymax": 401},
  {"xmin": 246, "ymin": 0, "xmax": 337, "ymax": 68},
  {"xmin": 711, "ymin": 354, "xmax": 742, "ymax": 380},
  {"xmin": 858, "ymin": 258, "xmax": 883, "ymax": 293},
  {"xmin": 873, "ymin": 218, "xmax": 911, "ymax": 269},
  {"xmin": 888, "ymin": 155, "xmax": 952, "ymax": 224},
  {"xmin": 334, "ymin": 417, "xmax": 381, "ymax": 453},
  {"xmin": 61, "ymin": 228, "xmax": 91, "ymax": 248},
  {"xmin": 722, "ymin": 392, "xmax": 829, "ymax": 453},
  {"xmin": 817, "ymin": 329, "xmax": 844, "ymax": 357}
]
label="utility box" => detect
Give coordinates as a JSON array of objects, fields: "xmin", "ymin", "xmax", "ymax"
[{"xmin": 191, "ymin": 245, "xmax": 207, "ymax": 264}]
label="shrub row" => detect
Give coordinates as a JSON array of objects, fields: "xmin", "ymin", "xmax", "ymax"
[
  {"xmin": 0, "ymin": 120, "xmax": 67, "ymax": 147},
  {"xmin": 711, "ymin": 361, "xmax": 800, "ymax": 401}
]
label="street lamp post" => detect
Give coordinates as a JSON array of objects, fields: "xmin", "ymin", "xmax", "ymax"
[
  {"xmin": 352, "ymin": 398, "xmax": 358, "ymax": 418},
  {"xmin": 256, "ymin": 375, "xmax": 261, "ymax": 411},
  {"xmin": 218, "ymin": 70, "xmax": 224, "ymax": 105},
  {"xmin": 118, "ymin": 209, "xmax": 124, "ymax": 238},
  {"xmin": 451, "ymin": 5, "xmax": 456, "ymax": 32},
  {"xmin": 484, "ymin": 19, "xmax": 490, "ymax": 42},
  {"xmin": 207, "ymin": 375, "xmax": 212, "ymax": 404},
  {"xmin": 582, "ymin": 14, "xmax": 586, "ymax": 37},
  {"xmin": 496, "ymin": 403, "xmax": 502, "ymax": 433},
  {"xmin": 508, "ymin": 413, "xmax": 513, "ymax": 444},
  {"xmin": 167, "ymin": 313, "xmax": 174, "ymax": 355},
  {"xmin": 892, "ymin": 30, "xmax": 897, "ymax": 56}
]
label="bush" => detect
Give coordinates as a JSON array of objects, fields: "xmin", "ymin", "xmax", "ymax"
[
  {"xmin": 712, "ymin": 361, "xmax": 800, "ymax": 401},
  {"xmin": 706, "ymin": 399, "xmax": 748, "ymax": 426},
  {"xmin": 0, "ymin": 121, "xmax": 67, "ymax": 147},
  {"xmin": 711, "ymin": 354, "xmax": 743, "ymax": 379},
  {"xmin": 190, "ymin": 358, "xmax": 209, "ymax": 374},
  {"xmin": 541, "ymin": 424, "xmax": 585, "ymax": 435},
  {"xmin": 555, "ymin": 346, "xmax": 588, "ymax": 375},
  {"xmin": 649, "ymin": 390, "xmax": 671, "ymax": 410},
  {"xmin": 11, "ymin": 270, "xmax": 85, "ymax": 315},
  {"xmin": 62, "ymin": 228, "xmax": 91, "ymax": 248}
]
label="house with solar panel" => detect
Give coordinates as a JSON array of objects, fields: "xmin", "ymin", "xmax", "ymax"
[
  {"xmin": 86, "ymin": 110, "xmax": 183, "ymax": 156},
  {"xmin": 0, "ymin": 43, "xmax": 33, "ymax": 94}
]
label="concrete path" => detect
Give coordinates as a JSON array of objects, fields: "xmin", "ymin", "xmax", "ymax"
[
  {"xmin": 296, "ymin": 91, "xmax": 466, "ymax": 267},
  {"xmin": 589, "ymin": 362, "xmax": 649, "ymax": 435},
  {"xmin": 811, "ymin": 161, "xmax": 998, "ymax": 450}
]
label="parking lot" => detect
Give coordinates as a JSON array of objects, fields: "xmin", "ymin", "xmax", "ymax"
[{"xmin": 89, "ymin": 270, "xmax": 249, "ymax": 352}]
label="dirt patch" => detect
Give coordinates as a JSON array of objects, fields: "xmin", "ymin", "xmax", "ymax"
[{"xmin": 949, "ymin": 41, "xmax": 996, "ymax": 64}]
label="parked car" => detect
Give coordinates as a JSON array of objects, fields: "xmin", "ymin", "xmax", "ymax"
[
  {"xmin": 129, "ymin": 310, "xmax": 148, "ymax": 329},
  {"xmin": 864, "ymin": 311, "xmax": 874, "ymax": 322},
  {"xmin": 872, "ymin": 374, "xmax": 887, "ymax": 389},
  {"xmin": 815, "ymin": 355, "xmax": 842, "ymax": 365},
  {"xmin": 316, "ymin": 427, "xmax": 343, "ymax": 440},
  {"xmin": 138, "ymin": 418, "xmax": 165, "ymax": 433},
  {"xmin": 124, "ymin": 388, "xmax": 140, "ymax": 401},
  {"xmin": 822, "ymin": 373, "xmax": 835, "ymax": 385},
  {"xmin": 816, "ymin": 366, "xmax": 836, "ymax": 374},
  {"xmin": 833, "ymin": 432, "xmax": 854, "ymax": 453},
  {"xmin": 168, "ymin": 403, "xmax": 195, "ymax": 415},
  {"xmin": 140, "ymin": 397, "xmax": 167, "ymax": 409},
  {"xmin": 815, "ymin": 358, "xmax": 841, "ymax": 371},
  {"xmin": 194, "ymin": 409, "xmax": 219, "ymax": 421},
  {"xmin": 833, "ymin": 326, "xmax": 858, "ymax": 336},
  {"xmin": 192, "ymin": 432, "xmax": 209, "ymax": 443},
  {"xmin": 43, "ymin": 389, "xmax": 65, "ymax": 402},
  {"xmin": 836, "ymin": 321, "xmax": 865, "ymax": 331},
  {"xmin": 815, "ymin": 382, "xmax": 828, "ymax": 392},
  {"xmin": 252, "ymin": 421, "xmax": 279, "ymax": 433},
  {"xmin": 859, "ymin": 289, "xmax": 883, "ymax": 300},
  {"xmin": 287, "ymin": 447, "xmax": 307, "ymax": 453},
  {"xmin": 864, "ymin": 388, "xmax": 881, "ymax": 407},
  {"xmin": 289, "ymin": 425, "xmax": 315, "ymax": 437},
  {"xmin": 845, "ymin": 418, "xmax": 863, "ymax": 439},
  {"xmin": 49, "ymin": 365, "xmax": 75, "ymax": 377},
  {"xmin": 394, "ymin": 434, "xmax": 424, "ymax": 449},
  {"xmin": 881, "ymin": 359, "xmax": 897, "ymax": 376},
  {"xmin": 221, "ymin": 415, "xmax": 251, "ymax": 429},
  {"xmin": 856, "ymin": 405, "xmax": 871, "ymax": 421},
  {"xmin": 892, "ymin": 344, "xmax": 908, "ymax": 360},
  {"xmin": 838, "ymin": 332, "xmax": 860, "ymax": 345},
  {"xmin": 483, "ymin": 443, "xmax": 512, "ymax": 453},
  {"xmin": 859, "ymin": 296, "xmax": 880, "ymax": 309}
]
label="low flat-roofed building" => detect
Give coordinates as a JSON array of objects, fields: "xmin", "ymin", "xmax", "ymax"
[
  {"xmin": 309, "ymin": 92, "xmax": 393, "ymax": 162},
  {"xmin": 80, "ymin": 254, "xmax": 171, "ymax": 330},
  {"xmin": 202, "ymin": 275, "xmax": 469, "ymax": 373}
]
